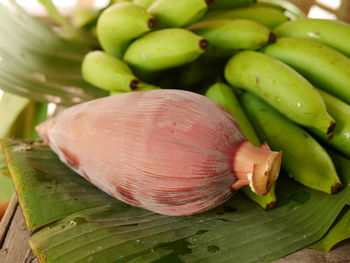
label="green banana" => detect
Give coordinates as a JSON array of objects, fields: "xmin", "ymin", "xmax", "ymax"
[
  {"xmin": 96, "ymin": 2, "xmax": 156, "ymax": 58},
  {"xmin": 205, "ymin": 82, "xmax": 260, "ymax": 146},
  {"xmin": 209, "ymin": 0, "xmax": 255, "ymax": 10},
  {"xmin": 123, "ymin": 28, "xmax": 208, "ymax": 78},
  {"xmin": 254, "ymin": 2, "xmax": 284, "ymax": 11},
  {"xmin": 172, "ymin": 57, "xmax": 226, "ymax": 90},
  {"xmin": 263, "ymin": 37, "xmax": 350, "ymax": 104},
  {"xmin": 82, "ymin": 50, "xmax": 140, "ymax": 92},
  {"xmin": 147, "ymin": 0, "xmax": 212, "ymax": 28},
  {"xmin": 309, "ymin": 90, "xmax": 350, "ymax": 158},
  {"xmin": 112, "ymin": 0, "xmax": 133, "ymax": 3},
  {"xmin": 205, "ymin": 82, "xmax": 277, "ymax": 210},
  {"xmin": 274, "ymin": 18, "xmax": 350, "ymax": 57},
  {"xmin": 247, "ymin": 183, "xmax": 276, "ymax": 210},
  {"xmin": 201, "ymin": 6, "xmax": 289, "ymax": 29},
  {"xmin": 188, "ymin": 19, "xmax": 274, "ymax": 55},
  {"xmin": 240, "ymin": 92, "xmax": 343, "ymax": 194},
  {"xmin": 224, "ymin": 51, "xmax": 335, "ymax": 134},
  {"xmin": 133, "ymin": 0, "xmax": 156, "ymax": 9}
]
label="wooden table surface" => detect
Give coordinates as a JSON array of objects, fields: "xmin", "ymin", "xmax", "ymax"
[{"xmin": 1, "ymin": 195, "xmax": 350, "ymax": 263}]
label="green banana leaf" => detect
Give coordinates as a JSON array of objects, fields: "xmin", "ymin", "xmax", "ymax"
[
  {"xmin": 0, "ymin": 174, "xmax": 13, "ymax": 202},
  {"xmin": 37, "ymin": 0, "xmax": 100, "ymax": 47},
  {"xmin": 308, "ymin": 152, "xmax": 350, "ymax": 251},
  {"xmin": 310, "ymin": 207, "xmax": 350, "ymax": 251},
  {"xmin": 0, "ymin": 91, "xmax": 30, "ymax": 198},
  {"xmin": 3, "ymin": 138, "xmax": 350, "ymax": 263},
  {"xmin": 0, "ymin": 1, "xmax": 106, "ymax": 106},
  {"xmin": 0, "ymin": 92, "xmax": 29, "ymax": 137}
]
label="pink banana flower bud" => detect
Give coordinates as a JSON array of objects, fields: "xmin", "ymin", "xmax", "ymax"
[{"xmin": 36, "ymin": 89, "xmax": 281, "ymax": 216}]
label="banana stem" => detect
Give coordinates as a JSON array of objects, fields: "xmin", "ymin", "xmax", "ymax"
[{"xmin": 232, "ymin": 140, "xmax": 281, "ymax": 195}]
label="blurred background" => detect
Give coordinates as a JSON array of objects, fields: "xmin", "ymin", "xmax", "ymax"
[{"xmin": 0, "ymin": 0, "xmax": 348, "ymax": 21}]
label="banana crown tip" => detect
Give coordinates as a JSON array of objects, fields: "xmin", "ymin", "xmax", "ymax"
[
  {"xmin": 148, "ymin": 18, "xmax": 156, "ymax": 29},
  {"xmin": 331, "ymin": 183, "xmax": 343, "ymax": 194},
  {"xmin": 268, "ymin": 32, "xmax": 277, "ymax": 43},
  {"xmin": 199, "ymin": 39, "xmax": 209, "ymax": 51},
  {"xmin": 266, "ymin": 201, "xmax": 277, "ymax": 211},
  {"xmin": 327, "ymin": 121, "xmax": 336, "ymax": 135},
  {"xmin": 205, "ymin": 0, "xmax": 215, "ymax": 6},
  {"xmin": 129, "ymin": 79, "xmax": 140, "ymax": 90}
]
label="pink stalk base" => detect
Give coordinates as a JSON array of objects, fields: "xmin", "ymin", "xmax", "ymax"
[{"xmin": 231, "ymin": 141, "xmax": 282, "ymax": 196}]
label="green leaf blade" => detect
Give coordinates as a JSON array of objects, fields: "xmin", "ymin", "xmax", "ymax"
[{"xmin": 0, "ymin": 3, "xmax": 107, "ymax": 106}]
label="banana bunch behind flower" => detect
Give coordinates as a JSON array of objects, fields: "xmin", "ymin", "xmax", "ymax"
[{"xmin": 79, "ymin": 0, "xmax": 350, "ymax": 209}]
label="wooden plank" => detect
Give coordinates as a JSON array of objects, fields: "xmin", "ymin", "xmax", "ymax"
[
  {"xmin": 337, "ymin": 0, "xmax": 350, "ymax": 23},
  {"xmin": 288, "ymin": 0, "xmax": 315, "ymax": 14},
  {"xmin": 0, "ymin": 195, "xmax": 18, "ymax": 246},
  {"xmin": 273, "ymin": 242, "xmax": 350, "ymax": 263},
  {"xmin": 0, "ymin": 195, "xmax": 39, "ymax": 263}
]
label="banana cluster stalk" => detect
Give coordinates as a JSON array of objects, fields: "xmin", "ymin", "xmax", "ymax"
[{"xmin": 79, "ymin": 0, "xmax": 350, "ymax": 212}]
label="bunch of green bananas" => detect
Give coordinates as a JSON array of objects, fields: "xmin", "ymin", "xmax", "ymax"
[{"xmin": 81, "ymin": 0, "xmax": 350, "ymax": 210}]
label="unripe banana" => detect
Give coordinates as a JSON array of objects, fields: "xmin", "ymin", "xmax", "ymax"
[
  {"xmin": 224, "ymin": 51, "xmax": 335, "ymax": 134},
  {"xmin": 209, "ymin": 0, "xmax": 255, "ymax": 10},
  {"xmin": 147, "ymin": 0, "xmax": 212, "ymax": 28},
  {"xmin": 274, "ymin": 18, "xmax": 350, "ymax": 57},
  {"xmin": 123, "ymin": 28, "xmax": 208, "ymax": 78},
  {"xmin": 133, "ymin": 0, "xmax": 156, "ymax": 9},
  {"xmin": 244, "ymin": 182, "xmax": 276, "ymax": 210},
  {"xmin": 263, "ymin": 37, "xmax": 350, "ymax": 105},
  {"xmin": 205, "ymin": 82, "xmax": 260, "ymax": 146},
  {"xmin": 240, "ymin": 92, "xmax": 343, "ymax": 194},
  {"xmin": 254, "ymin": 2, "xmax": 284, "ymax": 12},
  {"xmin": 82, "ymin": 51, "xmax": 140, "ymax": 92},
  {"xmin": 176, "ymin": 57, "xmax": 226, "ymax": 90},
  {"xmin": 96, "ymin": 3, "xmax": 156, "ymax": 58},
  {"xmin": 205, "ymin": 82, "xmax": 277, "ymax": 210},
  {"xmin": 309, "ymin": 90, "xmax": 350, "ymax": 159},
  {"xmin": 188, "ymin": 19, "xmax": 275, "ymax": 56},
  {"xmin": 202, "ymin": 6, "xmax": 289, "ymax": 29}
]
